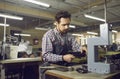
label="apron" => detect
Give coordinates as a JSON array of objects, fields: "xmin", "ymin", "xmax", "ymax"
[{"xmin": 51, "ymin": 30, "xmax": 73, "ymax": 66}]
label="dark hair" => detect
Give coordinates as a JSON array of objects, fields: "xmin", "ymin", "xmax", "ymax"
[{"xmin": 55, "ymin": 10, "xmax": 71, "ymax": 23}]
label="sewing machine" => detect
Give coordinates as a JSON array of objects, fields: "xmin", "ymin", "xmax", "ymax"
[{"xmin": 87, "ymin": 23, "xmax": 120, "ymax": 74}]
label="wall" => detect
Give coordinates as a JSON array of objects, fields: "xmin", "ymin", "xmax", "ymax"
[{"xmin": 116, "ymin": 32, "xmax": 120, "ymax": 43}]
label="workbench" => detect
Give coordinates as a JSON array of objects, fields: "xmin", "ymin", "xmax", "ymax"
[
  {"xmin": 45, "ymin": 65, "xmax": 120, "ymax": 79},
  {"xmin": 0, "ymin": 57, "xmax": 42, "ymax": 79}
]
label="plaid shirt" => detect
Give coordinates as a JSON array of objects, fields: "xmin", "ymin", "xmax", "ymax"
[{"xmin": 42, "ymin": 28, "xmax": 81, "ymax": 63}]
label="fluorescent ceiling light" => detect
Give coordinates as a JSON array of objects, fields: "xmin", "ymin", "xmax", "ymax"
[
  {"xmin": 112, "ymin": 30, "xmax": 118, "ymax": 33},
  {"xmin": 87, "ymin": 31, "xmax": 98, "ymax": 35},
  {"xmin": 14, "ymin": 33, "xmax": 31, "ymax": 37},
  {"xmin": 0, "ymin": 23, "xmax": 10, "ymax": 27},
  {"xmin": 24, "ymin": 0, "xmax": 50, "ymax": 7},
  {"xmin": 35, "ymin": 27, "xmax": 49, "ymax": 30},
  {"xmin": 69, "ymin": 25, "xmax": 76, "ymax": 28},
  {"xmin": 72, "ymin": 33, "xmax": 83, "ymax": 36},
  {"xmin": 84, "ymin": 14, "xmax": 105, "ymax": 22},
  {"xmin": 0, "ymin": 13, "xmax": 23, "ymax": 20}
]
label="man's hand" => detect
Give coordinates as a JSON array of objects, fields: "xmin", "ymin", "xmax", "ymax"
[{"xmin": 63, "ymin": 54, "xmax": 75, "ymax": 62}]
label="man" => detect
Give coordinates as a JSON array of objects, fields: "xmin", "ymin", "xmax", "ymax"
[
  {"xmin": 42, "ymin": 11, "xmax": 83, "ymax": 66},
  {"xmin": 18, "ymin": 40, "xmax": 34, "ymax": 58}
]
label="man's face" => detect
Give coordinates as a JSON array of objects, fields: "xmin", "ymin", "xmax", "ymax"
[{"xmin": 56, "ymin": 18, "xmax": 71, "ymax": 34}]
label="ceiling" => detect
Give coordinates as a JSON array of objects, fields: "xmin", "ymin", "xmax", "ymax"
[{"xmin": 0, "ymin": 0, "xmax": 120, "ymax": 33}]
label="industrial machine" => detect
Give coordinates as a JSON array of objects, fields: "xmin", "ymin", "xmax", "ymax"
[{"xmin": 87, "ymin": 23, "xmax": 120, "ymax": 74}]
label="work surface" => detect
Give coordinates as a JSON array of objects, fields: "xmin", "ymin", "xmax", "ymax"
[
  {"xmin": 0, "ymin": 57, "xmax": 42, "ymax": 79},
  {"xmin": 0, "ymin": 57, "xmax": 42, "ymax": 64},
  {"xmin": 45, "ymin": 65, "xmax": 120, "ymax": 79}
]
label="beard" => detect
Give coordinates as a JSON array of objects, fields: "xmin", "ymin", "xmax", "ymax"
[
  {"xmin": 56, "ymin": 26, "xmax": 69, "ymax": 34},
  {"xmin": 61, "ymin": 29, "xmax": 69, "ymax": 34}
]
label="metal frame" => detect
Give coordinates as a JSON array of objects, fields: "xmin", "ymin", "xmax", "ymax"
[{"xmin": 87, "ymin": 23, "xmax": 113, "ymax": 74}]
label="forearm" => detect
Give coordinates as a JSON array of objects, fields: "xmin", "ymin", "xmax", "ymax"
[{"xmin": 42, "ymin": 53, "xmax": 63, "ymax": 62}]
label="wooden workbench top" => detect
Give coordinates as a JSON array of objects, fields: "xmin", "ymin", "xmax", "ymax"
[
  {"xmin": 46, "ymin": 65, "xmax": 120, "ymax": 79},
  {"xmin": 0, "ymin": 57, "xmax": 42, "ymax": 64}
]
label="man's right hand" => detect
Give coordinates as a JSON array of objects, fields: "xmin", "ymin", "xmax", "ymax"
[{"xmin": 63, "ymin": 54, "xmax": 75, "ymax": 63}]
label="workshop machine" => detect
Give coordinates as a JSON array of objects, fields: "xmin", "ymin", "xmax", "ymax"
[{"xmin": 87, "ymin": 23, "xmax": 120, "ymax": 74}]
